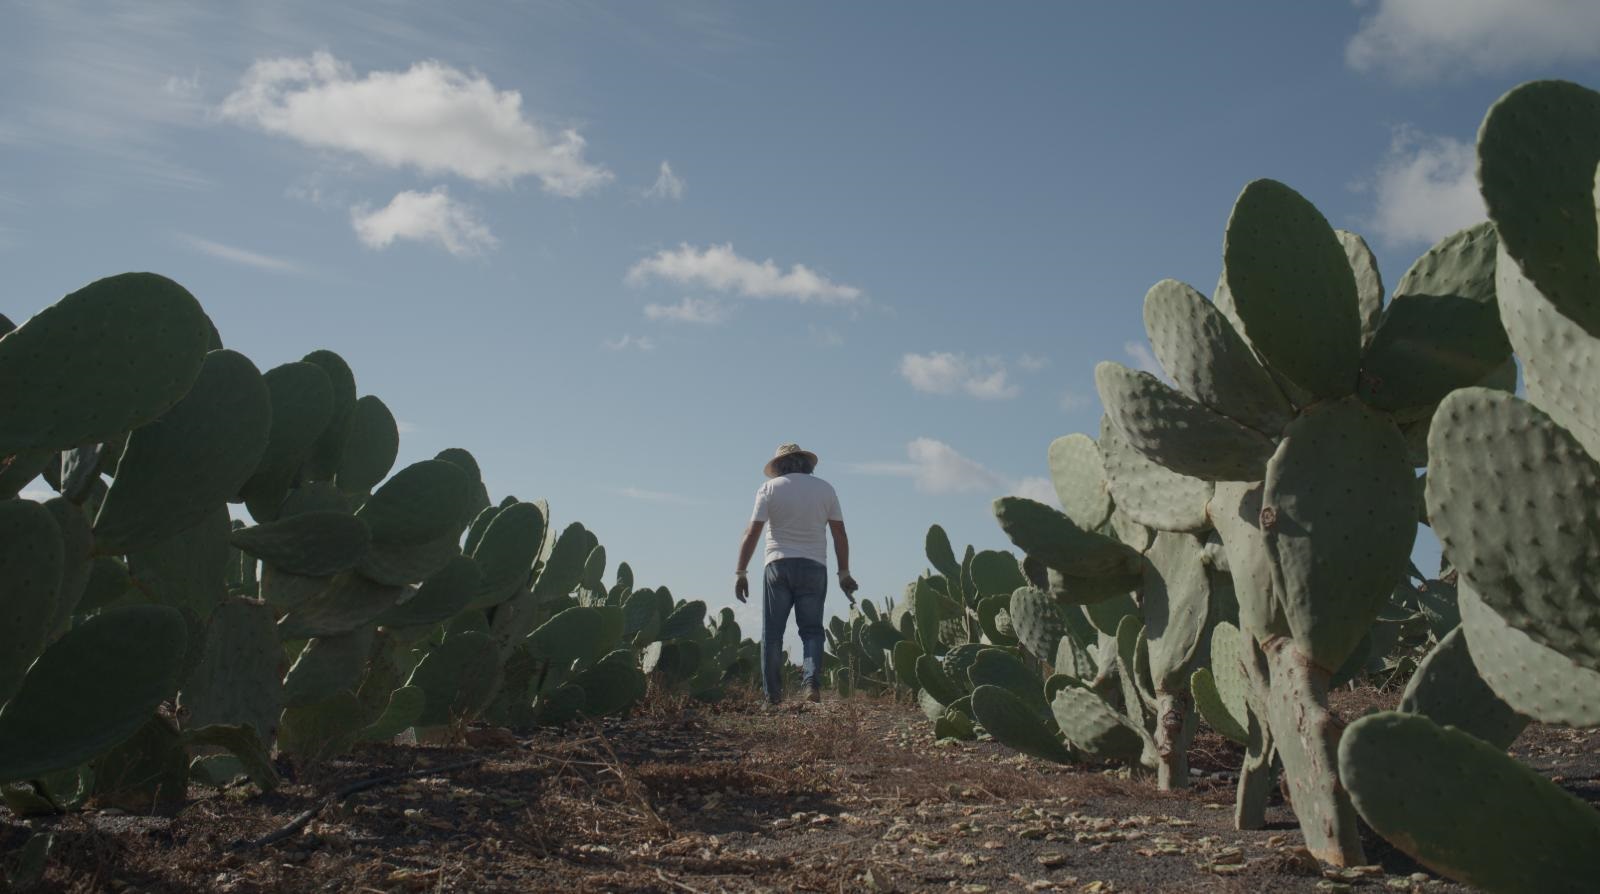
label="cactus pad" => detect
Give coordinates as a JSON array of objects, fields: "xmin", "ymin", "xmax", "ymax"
[
  {"xmin": 1341, "ymin": 711, "xmax": 1600, "ymax": 893},
  {"xmin": 1458, "ymin": 583, "xmax": 1600, "ymax": 728},
  {"xmin": 1399, "ymin": 626, "xmax": 1526, "ymax": 750},
  {"xmin": 1142, "ymin": 278, "xmax": 1291, "ymax": 433},
  {"xmin": 240, "ymin": 361, "xmax": 335, "ymax": 520},
  {"xmin": 0, "ymin": 605, "xmax": 186, "ymax": 783},
  {"xmin": 0, "ymin": 273, "xmax": 211, "ymax": 454},
  {"xmin": 1477, "ymin": 79, "xmax": 1600, "ymax": 337},
  {"xmin": 1338, "ymin": 230, "xmax": 1385, "ymax": 349},
  {"xmin": 0, "ymin": 499, "xmax": 63, "ymax": 705},
  {"xmin": 231, "ymin": 511, "xmax": 371, "ymax": 577},
  {"xmin": 1494, "ymin": 242, "xmax": 1600, "ymax": 457},
  {"xmin": 335, "ymin": 395, "xmax": 400, "ymax": 496},
  {"xmin": 1263, "ymin": 398, "xmax": 1416, "ymax": 668},
  {"xmin": 1095, "ymin": 361, "xmax": 1276, "ymax": 481},
  {"xmin": 1098, "ymin": 416, "xmax": 1212, "ymax": 533},
  {"xmin": 94, "ymin": 349, "xmax": 273, "ymax": 555},
  {"xmin": 1047, "ymin": 434, "xmax": 1113, "ymax": 528},
  {"xmin": 970, "ymin": 684, "xmax": 1073, "ymax": 764},
  {"xmin": 1428, "ymin": 388, "xmax": 1600, "ymax": 670},
  {"xmin": 1050, "ymin": 685, "xmax": 1153, "ymax": 767},
  {"xmin": 1222, "ymin": 179, "xmax": 1360, "ymax": 398},
  {"xmin": 1140, "ymin": 532, "xmax": 1211, "ymax": 690},
  {"xmin": 993, "ymin": 496, "xmax": 1144, "ymax": 580}
]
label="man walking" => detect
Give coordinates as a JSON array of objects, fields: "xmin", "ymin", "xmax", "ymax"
[{"xmin": 735, "ymin": 443, "xmax": 859, "ymax": 705}]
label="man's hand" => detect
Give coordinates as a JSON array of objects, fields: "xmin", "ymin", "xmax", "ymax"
[
  {"xmin": 840, "ymin": 574, "xmax": 859, "ymax": 606},
  {"xmin": 735, "ymin": 575, "xmax": 749, "ymax": 603}
]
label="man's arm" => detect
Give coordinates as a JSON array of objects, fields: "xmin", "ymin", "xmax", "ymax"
[
  {"xmin": 734, "ymin": 520, "xmax": 763, "ymax": 602},
  {"xmin": 829, "ymin": 519, "xmax": 858, "ymax": 602}
]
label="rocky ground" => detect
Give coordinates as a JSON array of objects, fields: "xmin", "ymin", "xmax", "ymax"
[{"xmin": 3, "ymin": 688, "xmax": 1595, "ymax": 893}]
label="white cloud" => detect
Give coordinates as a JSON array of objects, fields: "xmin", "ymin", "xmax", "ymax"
[
  {"xmin": 1347, "ymin": 0, "xmax": 1600, "ymax": 82},
  {"xmin": 611, "ymin": 486, "xmax": 699, "ymax": 504},
  {"xmin": 1018, "ymin": 353, "xmax": 1050, "ymax": 372},
  {"xmin": 850, "ymin": 438, "xmax": 1006, "ymax": 494},
  {"xmin": 899, "ymin": 352, "xmax": 1020, "ymax": 400},
  {"xmin": 220, "ymin": 52, "xmax": 613, "ymax": 195},
  {"xmin": 1060, "ymin": 390, "xmax": 1091, "ymax": 412},
  {"xmin": 643, "ymin": 160, "xmax": 685, "ymax": 200},
  {"xmin": 1123, "ymin": 341, "xmax": 1165, "ymax": 378},
  {"xmin": 644, "ymin": 296, "xmax": 727, "ymax": 324},
  {"xmin": 176, "ymin": 234, "xmax": 301, "ymax": 273},
  {"xmin": 604, "ymin": 333, "xmax": 656, "ymax": 351},
  {"xmin": 395, "ymin": 420, "xmax": 419, "ymax": 434},
  {"xmin": 1010, "ymin": 476, "xmax": 1058, "ymax": 505},
  {"xmin": 809, "ymin": 325, "xmax": 845, "ymax": 348},
  {"xmin": 626, "ymin": 243, "xmax": 861, "ymax": 303},
  {"xmin": 351, "ymin": 188, "xmax": 498, "ymax": 257},
  {"xmin": 1364, "ymin": 126, "xmax": 1486, "ymax": 248}
]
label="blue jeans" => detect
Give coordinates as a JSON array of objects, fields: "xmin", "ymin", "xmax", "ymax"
[{"xmin": 762, "ymin": 558, "xmax": 827, "ymax": 702}]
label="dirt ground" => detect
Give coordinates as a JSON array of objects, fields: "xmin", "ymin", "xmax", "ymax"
[{"xmin": 3, "ymin": 688, "xmax": 1595, "ymax": 893}]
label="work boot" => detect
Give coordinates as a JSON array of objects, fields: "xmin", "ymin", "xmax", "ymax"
[{"xmin": 805, "ymin": 688, "xmax": 822, "ymax": 704}]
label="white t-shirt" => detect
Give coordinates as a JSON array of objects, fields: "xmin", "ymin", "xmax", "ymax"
[{"xmin": 750, "ymin": 473, "xmax": 843, "ymax": 566}]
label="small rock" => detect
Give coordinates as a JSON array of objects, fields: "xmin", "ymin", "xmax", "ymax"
[{"xmin": 1038, "ymin": 853, "xmax": 1069, "ymax": 868}]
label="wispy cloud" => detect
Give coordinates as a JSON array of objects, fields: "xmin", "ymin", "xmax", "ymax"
[
  {"xmin": 351, "ymin": 188, "xmax": 497, "ymax": 257},
  {"xmin": 1360, "ymin": 125, "xmax": 1485, "ymax": 248},
  {"xmin": 220, "ymin": 52, "xmax": 612, "ymax": 195},
  {"xmin": 610, "ymin": 486, "xmax": 699, "ymax": 504},
  {"xmin": 644, "ymin": 296, "xmax": 727, "ymax": 324},
  {"xmin": 1347, "ymin": 0, "xmax": 1600, "ymax": 83},
  {"xmin": 395, "ymin": 420, "xmax": 420, "ymax": 434},
  {"xmin": 626, "ymin": 243, "xmax": 861, "ymax": 303},
  {"xmin": 899, "ymin": 352, "xmax": 1019, "ymax": 400},
  {"xmin": 1018, "ymin": 353, "xmax": 1050, "ymax": 372},
  {"xmin": 1123, "ymin": 341, "xmax": 1165, "ymax": 378},
  {"xmin": 1060, "ymin": 390, "xmax": 1091, "ymax": 412},
  {"xmin": 643, "ymin": 160, "xmax": 685, "ymax": 200},
  {"xmin": 850, "ymin": 438, "xmax": 1058, "ymax": 503},
  {"xmin": 176, "ymin": 234, "xmax": 302, "ymax": 273},
  {"xmin": 605, "ymin": 333, "xmax": 656, "ymax": 352},
  {"xmin": 809, "ymin": 325, "xmax": 845, "ymax": 348}
]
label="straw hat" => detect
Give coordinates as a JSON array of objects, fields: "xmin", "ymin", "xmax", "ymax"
[{"xmin": 764, "ymin": 443, "xmax": 819, "ymax": 478}]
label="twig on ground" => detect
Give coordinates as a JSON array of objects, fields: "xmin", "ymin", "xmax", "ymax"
[
  {"xmin": 655, "ymin": 867, "xmax": 706, "ymax": 893},
  {"xmin": 234, "ymin": 757, "xmax": 487, "ymax": 850}
]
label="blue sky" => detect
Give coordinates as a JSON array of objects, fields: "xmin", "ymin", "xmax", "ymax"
[{"xmin": 6, "ymin": 1, "xmax": 1600, "ymax": 646}]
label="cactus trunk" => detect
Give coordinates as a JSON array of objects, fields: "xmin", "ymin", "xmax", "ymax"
[
  {"xmin": 1234, "ymin": 713, "xmax": 1274, "ymax": 831},
  {"xmin": 1153, "ymin": 689, "xmax": 1195, "ymax": 790},
  {"xmin": 1260, "ymin": 636, "xmax": 1364, "ymax": 866}
]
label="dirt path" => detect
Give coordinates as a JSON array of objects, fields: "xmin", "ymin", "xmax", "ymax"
[{"xmin": 9, "ymin": 692, "xmax": 1586, "ymax": 892}]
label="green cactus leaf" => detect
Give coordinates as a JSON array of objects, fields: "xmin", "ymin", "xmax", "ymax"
[
  {"xmin": 278, "ymin": 690, "xmax": 364, "ymax": 766},
  {"xmin": 1047, "ymin": 434, "xmax": 1114, "ymax": 529},
  {"xmin": 0, "ymin": 605, "xmax": 186, "ymax": 784},
  {"xmin": 1478, "ymin": 79, "xmax": 1600, "ymax": 337},
  {"xmin": 356, "ymin": 460, "xmax": 476, "ymax": 547},
  {"xmin": 1082, "ymin": 591, "xmax": 1137, "ymax": 637},
  {"xmin": 278, "ymin": 571, "xmax": 407, "ymax": 639},
  {"xmin": 1050, "ymin": 685, "xmax": 1153, "ymax": 767},
  {"xmin": 0, "ymin": 499, "xmax": 63, "ymax": 706},
  {"xmin": 1207, "ymin": 482, "xmax": 1289, "ymax": 642},
  {"xmin": 934, "ymin": 708, "xmax": 976, "ymax": 741},
  {"xmin": 1338, "ymin": 230, "xmax": 1386, "ymax": 350},
  {"xmin": 91, "ymin": 716, "xmax": 189, "ymax": 811},
  {"xmin": 461, "ymin": 505, "xmax": 502, "ymax": 558},
  {"xmin": 970, "ymin": 550, "xmax": 1027, "ymax": 598},
  {"xmin": 468, "ymin": 501, "xmax": 544, "ymax": 609},
  {"xmin": 1098, "ymin": 417, "xmax": 1212, "ymax": 534},
  {"xmin": 93, "ymin": 350, "xmax": 272, "ymax": 555},
  {"xmin": 1095, "ymin": 361, "xmax": 1277, "ymax": 481},
  {"xmin": 966, "ymin": 648, "xmax": 1052, "ymax": 727},
  {"xmin": 300, "ymin": 350, "xmax": 357, "ymax": 483},
  {"xmin": 1429, "ymin": 388, "xmax": 1600, "ymax": 670},
  {"xmin": 240, "ymin": 362, "xmax": 335, "ymax": 521},
  {"xmin": 527, "ymin": 606, "xmax": 608, "ymax": 669},
  {"xmin": 182, "ymin": 723, "xmax": 279, "ymax": 793},
  {"xmin": 356, "ymin": 530, "xmax": 461, "ymax": 587},
  {"xmin": 915, "ymin": 654, "xmax": 966, "ymax": 705},
  {"xmin": 1142, "ymin": 278, "xmax": 1292, "ymax": 434},
  {"xmin": 408, "ymin": 631, "xmax": 501, "ymax": 727},
  {"xmin": 1494, "ymin": 241, "xmax": 1600, "ymax": 457},
  {"xmin": 659, "ymin": 600, "xmax": 708, "ymax": 641},
  {"xmin": 970, "ymin": 684, "xmax": 1073, "ymax": 763},
  {"xmin": 1141, "ymin": 531, "xmax": 1211, "ymax": 690},
  {"xmin": 0, "ymin": 273, "xmax": 211, "ymax": 454},
  {"xmin": 976, "ymin": 594, "xmax": 1017, "ymax": 647},
  {"xmin": 1106, "ymin": 506, "xmax": 1154, "ymax": 553},
  {"xmin": 573, "ymin": 649, "xmax": 646, "ymax": 717},
  {"xmin": 231, "ymin": 511, "xmax": 370, "ymax": 578},
  {"xmin": 1263, "ymin": 398, "xmax": 1416, "ymax": 669},
  {"xmin": 925, "ymin": 524, "xmax": 961, "ymax": 582},
  {"xmin": 1008, "ymin": 588, "xmax": 1070, "ymax": 665},
  {"xmin": 993, "ymin": 496, "xmax": 1145, "ymax": 582},
  {"xmin": 125, "ymin": 506, "xmax": 230, "ymax": 624},
  {"xmin": 358, "ymin": 685, "xmax": 426, "ymax": 742},
  {"xmin": 892, "ymin": 640, "xmax": 923, "ymax": 688},
  {"xmin": 1341, "ymin": 711, "xmax": 1600, "ymax": 893},
  {"xmin": 1222, "ymin": 179, "xmax": 1361, "ymax": 399},
  {"xmin": 179, "ymin": 597, "xmax": 283, "ymax": 747},
  {"xmin": 1399, "ymin": 626, "xmax": 1526, "ymax": 750},
  {"xmin": 282, "ymin": 628, "xmax": 375, "ymax": 708},
  {"xmin": 1358, "ymin": 224, "xmax": 1508, "ymax": 413},
  {"xmin": 1458, "ymin": 582, "xmax": 1600, "ymax": 728},
  {"xmin": 0, "ymin": 451, "xmax": 52, "ymax": 501},
  {"xmin": 1052, "ymin": 628, "xmax": 1096, "ymax": 679},
  {"xmin": 40, "ymin": 497, "xmax": 93, "ymax": 637},
  {"xmin": 335, "ymin": 395, "xmax": 399, "ymax": 496},
  {"xmin": 1191, "ymin": 667, "xmax": 1247, "ymax": 745}
]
